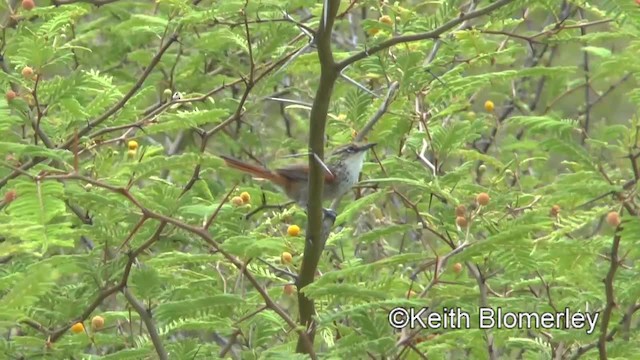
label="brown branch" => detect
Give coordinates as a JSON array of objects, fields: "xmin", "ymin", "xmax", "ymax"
[
  {"xmin": 0, "ymin": 35, "xmax": 179, "ymax": 189},
  {"xmin": 82, "ymin": 43, "xmax": 301, "ymax": 146},
  {"xmin": 123, "ymin": 288, "xmax": 168, "ymax": 360},
  {"xmin": 61, "ymin": 34, "xmax": 179, "ymax": 148},
  {"xmin": 354, "ymin": 81, "xmax": 399, "ymax": 142},
  {"xmin": 578, "ymin": 8, "xmax": 591, "ymax": 144},
  {"xmin": 474, "ymin": 2, "xmax": 573, "ymax": 159},
  {"xmin": 52, "ymin": 0, "xmax": 120, "ymax": 6},
  {"xmin": 336, "ymin": 0, "xmax": 358, "ymax": 19},
  {"xmin": 203, "ymin": 184, "xmax": 237, "ymax": 230},
  {"xmin": 0, "ymin": 33, "xmax": 307, "ymax": 191},
  {"xmin": 469, "ymin": 264, "xmax": 497, "ymax": 360},
  {"xmin": 116, "ymin": 216, "xmax": 148, "ymax": 252},
  {"xmin": 30, "ymin": 74, "xmax": 51, "ymax": 147},
  {"xmin": 218, "ymin": 328, "xmax": 243, "ymax": 358},
  {"xmin": 0, "ymin": 54, "xmax": 54, "ymax": 150},
  {"xmin": 296, "ymin": 0, "xmax": 341, "ymax": 354},
  {"xmin": 18, "ymin": 319, "xmax": 49, "ymax": 334},
  {"xmin": 480, "ymin": 30, "xmax": 543, "ymax": 44},
  {"xmin": 336, "ymin": 0, "xmax": 516, "ymax": 70},
  {"xmin": 48, "ymin": 221, "xmax": 167, "ymax": 342},
  {"xmin": 214, "ymin": 18, "xmax": 316, "ymax": 38},
  {"xmin": 533, "ymin": 18, "xmax": 613, "ymax": 38},
  {"xmin": 577, "ymin": 74, "xmax": 631, "ymax": 117},
  {"xmin": 180, "ymin": 42, "xmax": 306, "ymax": 196},
  {"xmin": 598, "ymin": 232, "xmax": 622, "ymax": 359},
  {"xmin": 38, "ymin": 172, "xmax": 316, "ymax": 358},
  {"xmin": 569, "ymin": 303, "xmax": 640, "ymax": 359}
]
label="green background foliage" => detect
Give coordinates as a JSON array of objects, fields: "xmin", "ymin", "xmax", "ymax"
[{"xmin": 0, "ymin": 0, "xmax": 639, "ymax": 358}]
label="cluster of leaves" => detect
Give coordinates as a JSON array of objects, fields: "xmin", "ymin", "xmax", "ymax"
[{"xmin": 1, "ymin": 0, "xmax": 640, "ymax": 359}]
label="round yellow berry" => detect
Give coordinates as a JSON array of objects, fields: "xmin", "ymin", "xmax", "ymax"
[
  {"xmin": 240, "ymin": 191, "xmax": 251, "ymax": 204},
  {"xmin": 4, "ymin": 189, "xmax": 17, "ymax": 204},
  {"xmin": 22, "ymin": 0, "xmax": 36, "ymax": 10},
  {"xmin": 476, "ymin": 192, "xmax": 490, "ymax": 206},
  {"xmin": 455, "ymin": 216, "xmax": 468, "ymax": 228},
  {"xmin": 127, "ymin": 140, "xmax": 138, "ymax": 150},
  {"xmin": 281, "ymin": 251, "xmax": 293, "ymax": 264},
  {"xmin": 91, "ymin": 316, "xmax": 105, "ymax": 330},
  {"xmin": 283, "ymin": 284, "xmax": 295, "ymax": 295},
  {"xmin": 455, "ymin": 205, "xmax": 466, "ymax": 217},
  {"xmin": 452, "ymin": 262, "xmax": 463, "ymax": 273},
  {"xmin": 287, "ymin": 224, "xmax": 301, "ymax": 236},
  {"xmin": 21, "ymin": 66, "xmax": 34, "ymax": 78},
  {"xmin": 484, "ymin": 100, "xmax": 495, "ymax": 112},
  {"xmin": 70, "ymin": 322, "xmax": 85, "ymax": 334},
  {"xmin": 127, "ymin": 149, "xmax": 137, "ymax": 158},
  {"xmin": 550, "ymin": 205, "xmax": 561, "ymax": 217},
  {"xmin": 231, "ymin": 196, "xmax": 244, "ymax": 207},
  {"xmin": 6, "ymin": 90, "xmax": 17, "ymax": 102},
  {"xmin": 606, "ymin": 211, "xmax": 621, "ymax": 228},
  {"xmin": 379, "ymin": 15, "xmax": 393, "ymax": 25}
]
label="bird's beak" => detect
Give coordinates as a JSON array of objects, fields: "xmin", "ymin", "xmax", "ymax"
[{"xmin": 358, "ymin": 143, "xmax": 377, "ymax": 151}]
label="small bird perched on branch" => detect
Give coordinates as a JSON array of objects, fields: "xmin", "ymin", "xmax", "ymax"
[{"xmin": 220, "ymin": 142, "xmax": 376, "ymax": 208}]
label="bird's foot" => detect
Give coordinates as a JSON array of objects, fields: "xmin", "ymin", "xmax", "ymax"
[{"xmin": 322, "ymin": 208, "xmax": 337, "ymax": 222}]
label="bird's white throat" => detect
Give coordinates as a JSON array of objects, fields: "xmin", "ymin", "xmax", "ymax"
[{"xmin": 342, "ymin": 151, "xmax": 368, "ymax": 185}]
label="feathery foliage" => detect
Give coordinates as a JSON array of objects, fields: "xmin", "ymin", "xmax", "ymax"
[{"xmin": 0, "ymin": 0, "xmax": 639, "ymax": 359}]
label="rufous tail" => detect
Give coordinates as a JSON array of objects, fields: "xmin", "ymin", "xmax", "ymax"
[{"xmin": 220, "ymin": 155, "xmax": 285, "ymax": 186}]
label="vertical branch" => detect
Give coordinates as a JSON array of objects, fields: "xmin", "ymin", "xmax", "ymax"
[
  {"xmin": 467, "ymin": 263, "xmax": 496, "ymax": 359},
  {"xmin": 598, "ymin": 232, "xmax": 622, "ymax": 359},
  {"xmin": 578, "ymin": 8, "xmax": 591, "ymax": 144},
  {"xmin": 32, "ymin": 74, "xmax": 43, "ymax": 145},
  {"xmin": 122, "ymin": 288, "xmax": 168, "ymax": 360},
  {"xmin": 296, "ymin": 0, "xmax": 341, "ymax": 354},
  {"xmin": 73, "ymin": 129, "xmax": 79, "ymax": 173}
]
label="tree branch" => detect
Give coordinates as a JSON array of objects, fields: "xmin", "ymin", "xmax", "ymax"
[
  {"xmin": 354, "ymin": 81, "xmax": 399, "ymax": 142},
  {"xmin": 296, "ymin": 0, "xmax": 341, "ymax": 354},
  {"xmin": 123, "ymin": 288, "xmax": 168, "ymax": 360},
  {"xmin": 39, "ymin": 172, "xmax": 316, "ymax": 357},
  {"xmin": 336, "ymin": 0, "xmax": 516, "ymax": 70},
  {"xmin": 598, "ymin": 232, "xmax": 622, "ymax": 359},
  {"xmin": 61, "ymin": 34, "xmax": 179, "ymax": 148}
]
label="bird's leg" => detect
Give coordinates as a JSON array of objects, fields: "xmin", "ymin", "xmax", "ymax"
[
  {"xmin": 304, "ymin": 208, "xmax": 337, "ymax": 248},
  {"xmin": 322, "ymin": 208, "xmax": 337, "ymax": 222}
]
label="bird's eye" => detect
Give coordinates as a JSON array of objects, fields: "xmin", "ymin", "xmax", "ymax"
[{"xmin": 347, "ymin": 146, "xmax": 356, "ymax": 153}]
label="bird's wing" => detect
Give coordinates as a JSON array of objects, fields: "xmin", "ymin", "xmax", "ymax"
[{"xmin": 275, "ymin": 164, "xmax": 336, "ymax": 183}]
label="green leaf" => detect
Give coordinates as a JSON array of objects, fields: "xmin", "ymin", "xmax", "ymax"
[{"xmin": 582, "ymin": 46, "xmax": 613, "ymax": 58}]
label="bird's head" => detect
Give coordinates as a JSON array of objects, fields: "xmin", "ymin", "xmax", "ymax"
[{"xmin": 331, "ymin": 142, "xmax": 376, "ymax": 168}]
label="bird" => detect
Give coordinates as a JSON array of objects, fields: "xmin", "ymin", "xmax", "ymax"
[{"xmin": 220, "ymin": 142, "xmax": 376, "ymax": 208}]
